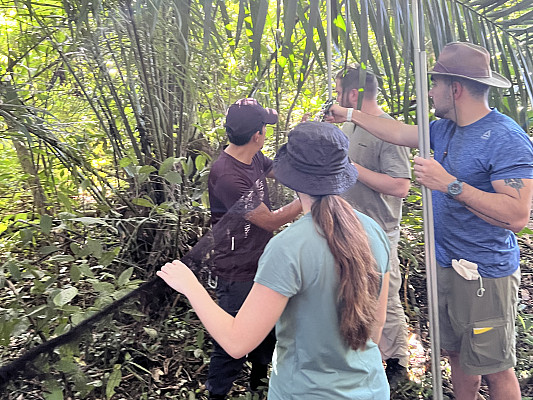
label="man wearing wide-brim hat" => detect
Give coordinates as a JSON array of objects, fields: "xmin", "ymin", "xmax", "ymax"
[{"xmin": 327, "ymin": 42, "xmax": 533, "ymax": 399}]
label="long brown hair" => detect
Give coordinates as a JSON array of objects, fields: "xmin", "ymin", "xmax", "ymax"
[{"xmin": 311, "ymin": 195, "xmax": 381, "ymax": 350}]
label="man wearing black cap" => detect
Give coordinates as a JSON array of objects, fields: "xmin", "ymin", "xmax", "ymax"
[
  {"xmin": 206, "ymin": 98, "xmax": 302, "ymax": 399},
  {"xmin": 327, "ymin": 42, "xmax": 533, "ymax": 400}
]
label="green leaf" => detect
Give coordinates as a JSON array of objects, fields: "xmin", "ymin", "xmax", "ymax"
[
  {"xmin": 196, "ymin": 329, "xmax": 205, "ymax": 348},
  {"xmin": 180, "ymin": 158, "xmax": 188, "ymax": 177},
  {"xmin": 201, "ymin": 190, "xmax": 210, "ymax": 209},
  {"xmin": 132, "ymin": 197, "xmax": 155, "ymax": 208},
  {"xmin": 95, "ymin": 295, "xmax": 114, "ymax": 309},
  {"xmin": 164, "ymin": 171, "xmax": 182, "ymax": 184},
  {"xmin": 39, "ymin": 245, "xmax": 60, "ymax": 255},
  {"xmin": 48, "ymin": 255, "xmax": 75, "ymax": 264},
  {"xmin": 123, "ymin": 164, "xmax": 138, "ymax": 178},
  {"xmin": 98, "ymin": 252, "xmax": 114, "ymax": 267},
  {"xmin": 91, "ymin": 281, "xmax": 115, "ymax": 294},
  {"xmin": 53, "ymin": 287, "xmax": 79, "ymax": 307},
  {"xmin": 80, "ymin": 179, "xmax": 91, "ymax": 190},
  {"xmin": 20, "ymin": 228, "xmax": 34, "ymax": 246},
  {"xmin": 250, "ymin": 0, "xmax": 269, "ymax": 68},
  {"xmin": 15, "ymin": 212, "xmax": 28, "ymax": 221},
  {"xmin": 78, "ymin": 262, "xmax": 95, "ymax": 278},
  {"xmin": 159, "ymin": 156, "xmax": 177, "ymax": 175},
  {"xmin": 518, "ymin": 227, "xmax": 533, "ymax": 236},
  {"xmin": 71, "ymin": 217, "xmax": 108, "ymax": 226},
  {"xmin": 333, "ymin": 13, "xmax": 346, "ymax": 31},
  {"xmin": 40, "ymin": 214, "xmax": 53, "ymax": 234},
  {"xmin": 278, "ymin": 55, "xmax": 287, "ymax": 68},
  {"xmin": 25, "ymin": 305, "xmax": 48, "ymax": 318},
  {"xmin": 56, "ymin": 358, "xmax": 79, "ymax": 374},
  {"xmin": 43, "ymin": 379, "xmax": 63, "ymax": 400},
  {"xmin": 138, "ymin": 165, "xmax": 157, "ymax": 174},
  {"xmin": 143, "ymin": 327, "xmax": 158, "ymax": 339},
  {"xmin": 195, "ymin": 154, "xmax": 207, "ymax": 171},
  {"xmin": 119, "ymin": 157, "xmax": 133, "ymax": 168},
  {"xmin": 106, "ymin": 364, "xmax": 122, "ymax": 399},
  {"xmin": 0, "ymin": 318, "xmax": 19, "ymax": 346},
  {"xmin": 71, "ymin": 312, "xmax": 87, "ymax": 326},
  {"xmin": 117, "ymin": 267, "xmax": 133, "ymax": 286},
  {"xmin": 6, "ymin": 259, "xmax": 22, "ymax": 281},
  {"xmin": 71, "ymin": 264, "xmax": 81, "ymax": 283},
  {"xmin": 70, "ymin": 242, "xmax": 82, "ymax": 255},
  {"xmin": 87, "ymin": 239, "xmax": 103, "ymax": 258},
  {"xmin": 57, "ymin": 192, "xmax": 72, "ymax": 210}
]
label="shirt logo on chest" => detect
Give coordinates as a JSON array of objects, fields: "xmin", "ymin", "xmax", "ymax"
[{"xmin": 481, "ymin": 130, "xmax": 491, "ymax": 139}]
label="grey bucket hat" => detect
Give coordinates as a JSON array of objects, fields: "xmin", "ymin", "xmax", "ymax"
[{"xmin": 273, "ymin": 121, "xmax": 358, "ymax": 196}]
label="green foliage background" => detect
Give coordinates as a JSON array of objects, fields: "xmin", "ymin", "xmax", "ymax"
[{"xmin": 0, "ymin": 0, "xmax": 532, "ymax": 398}]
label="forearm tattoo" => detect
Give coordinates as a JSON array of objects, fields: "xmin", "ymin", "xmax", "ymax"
[{"xmin": 504, "ymin": 178, "xmax": 524, "ymax": 197}]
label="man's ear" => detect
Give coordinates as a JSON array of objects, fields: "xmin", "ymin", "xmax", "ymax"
[
  {"xmin": 348, "ymin": 88, "xmax": 359, "ymax": 106},
  {"xmin": 452, "ymin": 81, "xmax": 463, "ymax": 98}
]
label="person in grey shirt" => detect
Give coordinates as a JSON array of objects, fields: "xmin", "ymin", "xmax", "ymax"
[{"xmin": 332, "ymin": 66, "xmax": 411, "ymax": 384}]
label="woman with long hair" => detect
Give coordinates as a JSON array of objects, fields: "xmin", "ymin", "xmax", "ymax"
[{"xmin": 157, "ymin": 121, "xmax": 391, "ymax": 399}]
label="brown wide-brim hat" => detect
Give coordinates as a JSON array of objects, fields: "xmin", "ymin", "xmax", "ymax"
[
  {"xmin": 273, "ymin": 121, "xmax": 358, "ymax": 196},
  {"xmin": 428, "ymin": 42, "xmax": 511, "ymax": 88}
]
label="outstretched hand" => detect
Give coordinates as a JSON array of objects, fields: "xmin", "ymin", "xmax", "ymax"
[
  {"xmin": 324, "ymin": 104, "xmax": 350, "ymax": 124},
  {"xmin": 156, "ymin": 260, "xmax": 200, "ymax": 295}
]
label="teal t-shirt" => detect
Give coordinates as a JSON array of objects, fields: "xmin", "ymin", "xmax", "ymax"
[{"xmin": 255, "ymin": 211, "xmax": 390, "ymax": 400}]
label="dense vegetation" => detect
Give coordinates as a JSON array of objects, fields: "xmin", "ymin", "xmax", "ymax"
[{"xmin": 0, "ymin": 0, "xmax": 532, "ymax": 398}]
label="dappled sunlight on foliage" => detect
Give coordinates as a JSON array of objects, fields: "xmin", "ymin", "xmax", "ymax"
[{"xmin": 0, "ymin": 0, "xmax": 532, "ymax": 398}]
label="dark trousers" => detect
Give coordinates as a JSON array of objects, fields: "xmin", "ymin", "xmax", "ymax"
[{"xmin": 206, "ymin": 278, "xmax": 276, "ymax": 396}]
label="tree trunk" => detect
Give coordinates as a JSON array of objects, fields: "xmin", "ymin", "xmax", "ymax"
[{"xmin": 11, "ymin": 138, "xmax": 48, "ymax": 215}]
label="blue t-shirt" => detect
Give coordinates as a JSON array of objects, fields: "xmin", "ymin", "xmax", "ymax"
[
  {"xmin": 430, "ymin": 109, "xmax": 533, "ymax": 277},
  {"xmin": 255, "ymin": 211, "xmax": 390, "ymax": 400}
]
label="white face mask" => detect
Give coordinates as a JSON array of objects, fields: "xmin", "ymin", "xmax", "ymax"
[
  {"xmin": 452, "ymin": 259, "xmax": 479, "ymax": 280},
  {"xmin": 452, "ymin": 259, "xmax": 486, "ymax": 297}
]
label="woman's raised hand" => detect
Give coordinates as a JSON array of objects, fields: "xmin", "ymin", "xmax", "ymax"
[{"xmin": 156, "ymin": 260, "xmax": 200, "ymax": 295}]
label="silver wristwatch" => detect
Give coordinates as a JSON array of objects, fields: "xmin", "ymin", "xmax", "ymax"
[{"xmin": 447, "ymin": 179, "xmax": 463, "ymax": 197}]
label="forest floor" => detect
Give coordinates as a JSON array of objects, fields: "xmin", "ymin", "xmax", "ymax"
[
  {"xmin": 3, "ymin": 218, "xmax": 533, "ymax": 400},
  {"xmin": 105, "ymin": 223, "xmax": 533, "ymax": 400}
]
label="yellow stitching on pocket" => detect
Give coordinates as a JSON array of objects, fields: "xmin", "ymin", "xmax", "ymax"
[{"xmin": 473, "ymin": 327, "xmax": 493, "ymax": 335}]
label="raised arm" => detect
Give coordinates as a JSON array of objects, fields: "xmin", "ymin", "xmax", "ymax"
[
  {"xmin": 246, "ymin": 198, "xmax": 302, "ymax": 232},
  {"xmin": 326, "ymin": 105, "xmax": 420, "ymax": 148},
  {"xmin": 215, "ymin": 173, "xmax": 302, "ymax": 233},
  {"xmin": 157, "ymin": 260, "xmax": 288, "ymax": 359}
]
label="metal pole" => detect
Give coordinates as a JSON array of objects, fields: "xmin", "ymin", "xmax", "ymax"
[
  {"xmin": 411, "ymin": 0, "xmax": 443, "ymax": 398},
  {"xmin": 326, "ymin": 0, "xmax": 333, "ymax": 99}
]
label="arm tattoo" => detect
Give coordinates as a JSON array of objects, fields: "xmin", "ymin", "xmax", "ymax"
[{"xmin": 504, "ymin": 178, "xmax": 524, "ymax": 197}]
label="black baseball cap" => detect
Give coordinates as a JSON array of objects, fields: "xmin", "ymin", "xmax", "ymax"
[{"xmin": 225, "ymin": 98, "xmax": 278, "ymax": 137}]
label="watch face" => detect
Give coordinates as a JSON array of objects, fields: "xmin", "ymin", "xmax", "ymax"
[{"xmin": 448, "ymin": 181, "xmax": 462, "ymax": 196}]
